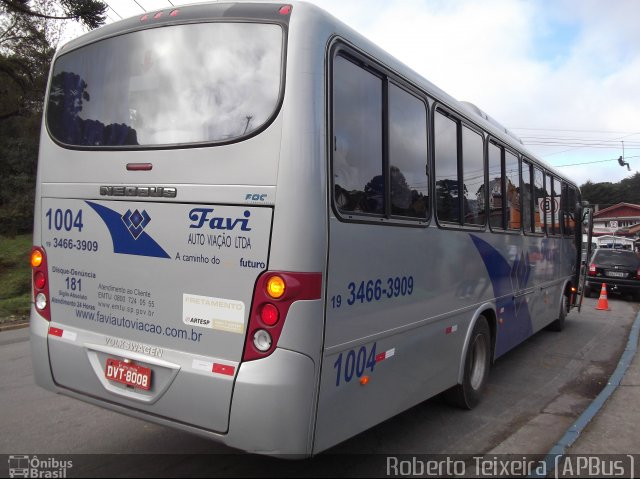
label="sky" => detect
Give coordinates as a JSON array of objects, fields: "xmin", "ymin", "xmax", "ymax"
[{"xmin": 70, "ymin": 0, "xmax": 640, "ymax": 187}]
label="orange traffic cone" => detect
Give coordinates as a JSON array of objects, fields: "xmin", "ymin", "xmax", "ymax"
[{"xmin": 595, "ymin": 283, "xmax": 610, "ymax": 311}]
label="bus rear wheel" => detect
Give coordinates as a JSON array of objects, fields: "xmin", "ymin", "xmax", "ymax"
[
  {"xmin": 547, "ymin": 293, "xmax": 568, "ymax": 332},
  {"xmin": 444, "ymin": 316, "xmax": 491, "ymax": 409}
]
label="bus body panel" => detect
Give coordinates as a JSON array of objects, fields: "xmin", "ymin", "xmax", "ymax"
[
  {"xmin": 36, "ymin": 115, "xmax": 283, "ymax": 189},
  {"xmin": 315, "ymin": 220, "xmax": 576, "ymax": 453},
  {"xmin": 30, "ymin": 1, "xmax": 580, "ymax": 457},
  {"xmin": 40, "ymin": 197, "xmax": 272, "ymax": 432},
  {"xmin": 227, "ymin": 348, "xmax": 316, "ymax": 456},
  {"xmin": 32, "ymin": 308, "xmax": 316, "ymax": 455}
]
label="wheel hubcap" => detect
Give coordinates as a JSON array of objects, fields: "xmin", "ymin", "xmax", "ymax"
[{"xmin": 470, "ymin": 334, "xmax": 488, "ymax": 390}]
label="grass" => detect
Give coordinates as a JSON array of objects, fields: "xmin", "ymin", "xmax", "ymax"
[{"xmin": 0, "ymin": 234, "xmax": 32, "ymax": 321}]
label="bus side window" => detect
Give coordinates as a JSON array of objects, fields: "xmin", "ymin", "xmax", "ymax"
[
  {"xmin": 565, "ymin": 184, "xmax": 577, "ymax": 236},
  {"xmin": 533, "ymin": 167, "xmax": 545, "ymax": 234},
  {"xmin": 542, "ymin": 173, "xmax": 552, "ymax": 235},
  {"xmin": 552, "ymin": 177, "xmax": 562, "ymax": 235},
  {"xmin": 462, "ymin": 126, "xmax": 485, "ymax": 226},
  {"xmin": 521, "ymin": 160, "xmax": 534, "ymax": 233},
  {"xmin": 488, "ymin": 141, "xmax": 504, "ymax": 230},
  {"xmin": 505, "ymin": 151, "xmax": 520, "ymax": 231},
  {"xmin": 333, "ymin": 55, "xmax": 384, "ymax": 216},
  {"xmin": 434, "ymin": 111, "xmax": 460, "ymax": 224},
  {"xmin": 388, "ymin": 83, "xmax": 429, "ymax": 219}
]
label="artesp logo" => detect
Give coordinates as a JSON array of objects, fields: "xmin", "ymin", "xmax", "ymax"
[{"xmin": 189, "ymin": 208, "xmax": 252, "ymax": 231}]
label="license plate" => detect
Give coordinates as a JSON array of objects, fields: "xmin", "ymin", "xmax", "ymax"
[
  {"xmin": 606, "ymin": 271, "xmax": 626, "ymax": 278},
  {"xmin": 105, "ymin": 358, "xmax": 151, "ymax": 390}
]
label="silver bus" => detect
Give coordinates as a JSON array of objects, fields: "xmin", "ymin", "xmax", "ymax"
[{"xmin": 30, "ymin": 1, "xmax": 581, "ymax": 457}]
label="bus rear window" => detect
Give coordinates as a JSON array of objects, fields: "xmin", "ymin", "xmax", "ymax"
[{"xmin": 46, "ymin": 22, "xmax": 284, "ymax": 148}]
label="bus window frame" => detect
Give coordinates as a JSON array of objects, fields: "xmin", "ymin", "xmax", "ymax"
[
  {"xmin": 485, "ymin": 136, "xmax": 521, "ymax": 235},
  {"xmin": 432, "ymin": 103, "xmax": 487, "ymax": 232},
  {"xmin": 549, "ymin": 175, "xmax": 563, "ymax": 237},
  {"xmin": 328, "ymin": 42, "xmax": 431, "ymax": 228},
  {"xmin": 45, "ymin": 19, "xmax": 290, "ymax": 151},
  {"xmin": 521, "ymin": 158, "xmax": 539, "ymax": 235}
]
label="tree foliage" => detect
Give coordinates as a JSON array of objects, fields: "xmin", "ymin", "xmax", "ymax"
[
  {"xmin": 580, "ymin": 172, "xmax": 640, "ymax": 208},
  {"xmin": 1, "ymin": 0, "xmax": 107, "ymax": 29},
  {"xmin": 0, "ymin": 0, "xmax": 106, "ymax": 235}
]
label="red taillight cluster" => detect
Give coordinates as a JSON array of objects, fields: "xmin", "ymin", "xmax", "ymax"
[
  {"xmin": 243, "ymin": 271, "xmax": 322, "ymax": 362},
  {"xmin": 588, "ymin": 263, "xmax": 596, "ymax": 276},
  {"xmin": 31, "ymin": 247, "xmax": 51, "ymax": 321}
]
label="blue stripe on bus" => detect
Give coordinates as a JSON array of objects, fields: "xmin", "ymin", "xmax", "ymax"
[
  {"xmin": 86, "ymin": 201, "xmax": 170, "ymax": 259},
  {"xmin": 470, "ymin": 234, "xmax": 533, "ymax": 358}
]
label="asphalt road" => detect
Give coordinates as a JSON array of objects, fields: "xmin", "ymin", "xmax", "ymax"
[{"xmin": 1, "ymin": 296, "xmax": 637, "ymax": 477}]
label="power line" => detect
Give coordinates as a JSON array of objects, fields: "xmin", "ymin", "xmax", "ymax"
[
  {"xmin": 533, "ymin": 132, "xmax": 640, "ymax": 158},
  {"xmin": 103, "ymin": 1, "xmax": 122, "ymax": 19},
  {"xmin": 133, "ymin": 0, "xmax": 146, "ymax": 12},
  {"xmin": 554, "ymin": 158, "xmax": 619, "ymax": 168},
  {"xmin": 526, "ymin": 143, "xmax": 640, "ymax": 149},
  {"xmin": 511, "ymin": 127, "xmax": 640, "ymax": 135},
  {"xmin": 553, "ymin": 155, "xmax": 640, "ymax": 168}
]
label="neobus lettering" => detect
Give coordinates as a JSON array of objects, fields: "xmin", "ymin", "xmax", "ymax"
[{"xmin": 189, "ymin": 207, "xmax": 252, "ymax": 231}]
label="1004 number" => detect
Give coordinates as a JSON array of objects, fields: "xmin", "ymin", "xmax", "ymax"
[
  {"xmin": 333, "ymin": 343, "xmax": 377, "ymax": 387},
  {"xmin": 46, "ymin": 208, "xmax": 83, "ymax": 232}
]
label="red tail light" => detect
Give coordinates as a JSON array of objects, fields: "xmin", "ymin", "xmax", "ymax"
[
  {"xmin": 260, "ymin": 303, "xmax": 280, "ymax": 326},
  {"xmin": 588, "ymin": 263, "xmax": 596, "ymax": 276},
  {"xmin": 243, "ymin": 271, "xmax": 322, "ymax": 361},
  {"xmin": 31, "ymin": 246, "xmax": 51, "ymax": 321}
]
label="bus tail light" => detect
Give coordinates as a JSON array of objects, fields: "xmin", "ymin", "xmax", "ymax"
[
  {"xmin": 260, "ymin": 303, "xmax": 279, "ymax": 326},
  {"xmin": 588, "ymin": 263, "xmax": 596, "ymax": 276},
  {"xmin": 243, "ymin": 271, "xmax": 322, "ymax": 362},
  {"xmin": 253, "ymin": 329, "xmax": 272, "ymax": 352},
  {"xmin": 31, "ymin": 247, "xmax": 51, "ymax": 321}
]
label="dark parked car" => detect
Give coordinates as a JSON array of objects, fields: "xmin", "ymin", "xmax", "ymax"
[{"xmin": 584, "ymin": 249, "xmax": 640, "ymax": 300}]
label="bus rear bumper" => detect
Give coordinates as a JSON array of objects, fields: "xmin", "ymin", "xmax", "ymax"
[
  {"xmin": 30, "ymin": 306, "xmax": 56, "ymax": 391},
  {"xmin": 227, "ymin": 349, "xmax": 317, "ymax": 457},
  {"xmin": 30, "ymin": 308, "xmax": 316, "ymax": 457}
]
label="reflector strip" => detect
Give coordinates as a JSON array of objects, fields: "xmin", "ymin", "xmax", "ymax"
[
  {"xmin": 192, "ymin": 359, "xmax": 236, "ymax": 377},
  {"xmin": 212, "ymin": 363, "xmax": 235, "ymax": 376},
  {"xmin": 48, "ymin": 327, "xmax": 77, "ymax": 341},
  {"xmin": 375, "ymin": 348, "xmax": 396, "ymax": 363},
  {"xmin": 49, "ymin": 327, "xmax": 63, "ymax": 337},
  {"xmin": 62, "ymin": 330, "xmax": 77, "ymax": 341},
  {"xmin": 445, "ymin": 325, "xmax": 458, "ymax": 335},
  {"xmin": 191, "ymin": 359, "xmax": 213, "ymax": 372}
]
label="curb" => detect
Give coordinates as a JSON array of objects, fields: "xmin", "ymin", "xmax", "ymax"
[
  {"xmin": 0, "ymin": 321, "xmax": 30, "ymax": 332},
  {"xmin": 531, "ymin": 308, "xmax": 640, "ymax": 478}
]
